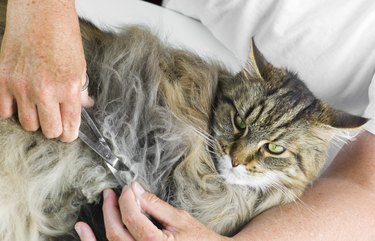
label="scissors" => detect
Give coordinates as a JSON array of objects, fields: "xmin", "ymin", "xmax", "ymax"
[{"xmin": 79, "ymin": 107, "xmax": 127, "ymax": 187}]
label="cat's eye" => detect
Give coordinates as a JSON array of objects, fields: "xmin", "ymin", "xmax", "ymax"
[
  {"xmin": 263, "ymin": 143, "xmax": 286, "ymax": 155},
  {"xmin": 234, "ymin": 113, "xmax": 247, "ymax": 130}
]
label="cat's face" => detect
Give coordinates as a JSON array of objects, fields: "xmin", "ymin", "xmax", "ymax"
[
  {"xmin": 210, "ymin": 41, "xmax": 367, "ymax": 190},
  {"xmin": 211, "ymin": 72, "xmax": 327, "ymax": 189}
]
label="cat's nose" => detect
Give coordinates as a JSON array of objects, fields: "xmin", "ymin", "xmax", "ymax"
[{"xmin": 231, "ymin": 158, "xmax": 240, "ymax": 168}]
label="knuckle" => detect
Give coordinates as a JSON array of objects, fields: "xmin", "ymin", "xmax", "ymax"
[
  {"xmin": 0, "ymin": 74, "xmax": 6, "ymax": 84},
  {"xmin": 43, "ymin": 128, "xmax": 62, "ymax": 139},
  {"xmin": 59, "ymin": 131, "xmax": 78, "ymax": 143},
  {"xmin": 12, "ymin": 80, "xmax": 27, "ymax": 93},
  {"xmin": 106, "ymin": 228, "xmax": 123, "ymax": 241},
  {"xmin": 144, "ymin": 233, "xmax": 159, "ymax": 241},
  {"xmin": 44, "ymin": 132, "xmax": 60, "ymax": 139},
  {"xmin": 60, "ymin": 119, "xmax": 80, "ymax": 143},
  {"xmin": 0, "ymin": 69, "xmax": 10, "ymax": 80},
  {"xmin": 0, "ymin": 90, "xmax": 14, "ymax": 119},
  {"xmin": 64, "ymin": 75, "xmax": 84, "ymax": 94},
  {"xmin": 0, "ymin": 108, "xmax": 13, "ymax": 119},
  {"xmin": 145, "ymin": 192, "xmax": 161, "ymax": 204},
  {"xmin": 19, "ymin": 114, "xmax": 38, "ymax": 131},
  {"xmin": 4, "ymin": 74, "xmax": 28, "ymax": 94},
  {"xmin": 63, "ymin": 115, "xmax": 80, "ymax": 129},
  {"xmin": 122, "ymin": 213, "xmax": 136, "ymax": 225},
  {"xmin": 70, "ymin": 79, "xmax": 83, "ymax": 92},
  {"xmin": 0, "ymin": 93, "xmax": 14, "ymax": 118},
  {"xmin": 35, "ymin": 89, "xmax": 51, "ymax": 106},
  {"xmin": 0, "ymin": 79, "xmax": 7, "ymax": 90},
  {"xmin": 21, "ymin": 121, "xmax": 39, "ymax": 132},
  {"xmin": 176, "ymin": 208, "xmax": 191, "ymax": 219},
  {"xmin": 0, "ymin": 78, "xmax": 7, "ymax": 88}
]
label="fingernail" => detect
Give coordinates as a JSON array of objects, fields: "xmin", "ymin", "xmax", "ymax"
[
  {"xmin": 131, "ymin": 182, "xmax": 145, "ymax": 209},
  {"xmin": 103, "ymin": 189, "xmax": 110, "ymax": 200},
  {"xmin": 132, "ymin": 182, "xmax": 145, "ymax": 199},
  {"xmin": 74, "ymin": 223, "xmax": 82, "ymax": 236}
]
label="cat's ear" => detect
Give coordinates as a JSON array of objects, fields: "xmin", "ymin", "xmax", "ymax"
[
  {"xmin": 242, "ymin": 38, "xmax": 287, "ymax": 81},
  {"xmin": 318, "ymin": 103, "xmax": 368, "ymax": 129}
]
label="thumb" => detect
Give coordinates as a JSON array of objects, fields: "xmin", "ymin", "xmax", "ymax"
[
  {"xmin": 75, "ymin": 222, "xmax": 97, "ymax": 241},
  {"xmin": 80, "ymin": 72, "xmax": 94, "ymax": 107},
  {"xmin": 81, "ymin": 90, "xmax": 95, "ymax": 107},
  {"xmin": 131, "ymin": 182, "xmax": 183, "ymax": 227}
]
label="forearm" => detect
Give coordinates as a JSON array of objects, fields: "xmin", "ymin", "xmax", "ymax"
[
  {"xmin": 323, "ymin": 131, "xmax": 375, "ymax": 190},
  {"xmin": 233, "ymin": 131, "xmax": 375, "ymax": 241}
]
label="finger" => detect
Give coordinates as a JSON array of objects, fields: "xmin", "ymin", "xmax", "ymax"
[
  {"xmin": 37, "ymin": 102, "xmax": 63, "ymax": 139},
  {"xmin": 119, "ymin": 185, "xmax": 164, "ymax": 241},
  {"xmin": 75, "ymin": 222, "xmax": 97, "ymax": 241},
  {"xmin": 9, "ymin": 81, "xmax": 39, "ymax": 130},
  {"xmin": 132, "ymin": 182, "xmax": 183, "ymax": 228},
  {"xmin": 59, "ymin": 96, "xmax": 81, "ymax": 143},
  {"xmin": 81, "ymin": 90, "xmax": 95, "ymax": 108},
  {"xmin": 16, "ymin": 98, "xmax": 39, "ymax": 131},
  {"xmin": 102, "ymin": 189, "xmax": 135, "ymax": 241},
  {"xmin": 80, "ymin": 72, "xmax": 94, "ymax": 107},
  {"xmin": 0, "ymin": 87, "xmax": 15, "ymax": 118}
]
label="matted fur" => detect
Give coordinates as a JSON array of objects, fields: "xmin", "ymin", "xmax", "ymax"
[{"xmin": 0, "ymin": 1, "xmax": 367, "ymax": 240}]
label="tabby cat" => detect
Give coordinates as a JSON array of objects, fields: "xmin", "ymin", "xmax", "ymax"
[{"xmin": 0, "ymin": 1, "xmax": 367, "ymax": 240}]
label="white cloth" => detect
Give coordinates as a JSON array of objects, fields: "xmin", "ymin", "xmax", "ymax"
[
  {"xmin": 76, "ymin": 0, "xmax": 239, "ymax": 71},
  {"xmin": 365, "ymin": 75, "xmax": 375, "ymax": 133},
  {"xmin": 163, "ymin": 0, "xmax": 375, "ymax": 134}
]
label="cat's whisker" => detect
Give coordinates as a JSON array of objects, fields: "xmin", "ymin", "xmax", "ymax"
[
  {"xmin": 266, "ymin": 174, "xmax": 317, "ymax": 215},
  {"xmin": 330, "ymin": 130, "xmax": 356, "ymax": 149},
  {"xmin": 263, "ymin": 173, "xmax": 299, "ymax": 202},
  {"xmin": 329, "ymin": 136, "xmax": 348, "ymax": 150},
  {"xmin": 194, "ymin": 126, "xmax": 215, "ymax": 141},
  {"xmin": 192, "ymin": 128, "xmax": 217, "ymax": 150}
]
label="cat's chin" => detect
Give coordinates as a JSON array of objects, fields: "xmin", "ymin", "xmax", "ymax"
[{"xmin": 216, "ymin": 155, "xmax": 280, "ymax": 190}]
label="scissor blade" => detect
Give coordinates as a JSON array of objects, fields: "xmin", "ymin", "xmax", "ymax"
[
  {"xmin": 79, "ymin": 131, "xmax": 126, "ymax": 186},
  {"xmin": 81, "ymin": 108, "xmax": 106, "ymax": 143},
  {"xmin": 106, "ymin": 163, "xmax": 126, "ymax": 187},
  {"xmin": 78, "ymin": 130, "xmax": 113, "ymax": 165}
]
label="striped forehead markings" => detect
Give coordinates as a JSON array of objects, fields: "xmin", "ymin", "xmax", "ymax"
[{"xmin": 257, "ymin": 85, "xmax": 318, "ymax": 127}]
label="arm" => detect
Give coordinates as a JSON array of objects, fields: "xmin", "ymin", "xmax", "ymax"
[
  {"xmin": 234, "ymin": 131, "xmax": 375, "ymax": 241},
  {"xmin": 0, "ymin": 0, "xmax": 92, "ymax": 142},
  {"xmin": 76, "ymin": 131, "xmax": 375, "ymax": 241}
]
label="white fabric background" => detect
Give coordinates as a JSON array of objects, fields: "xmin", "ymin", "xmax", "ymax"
[
  {"xmin": 76, "ymin": 0, "xmax": 239, "ymax": 71},
  {"xmin": 163, "ymin": 0, "xmax": 375, "ymax": 134}
]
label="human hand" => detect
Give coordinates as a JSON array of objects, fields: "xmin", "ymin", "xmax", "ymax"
[
  {"xmin": 75, "ymin": 182, "xmax": 232, "ymax": 241},
  {"xmin": 0, "ymin": 0, "xmax": 93, "ymax": 142}
]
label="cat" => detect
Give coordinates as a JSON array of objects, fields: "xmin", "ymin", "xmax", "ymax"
[{"xmin": 0, "ymin": 1, "xmax": 367, "ymax": 240}]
